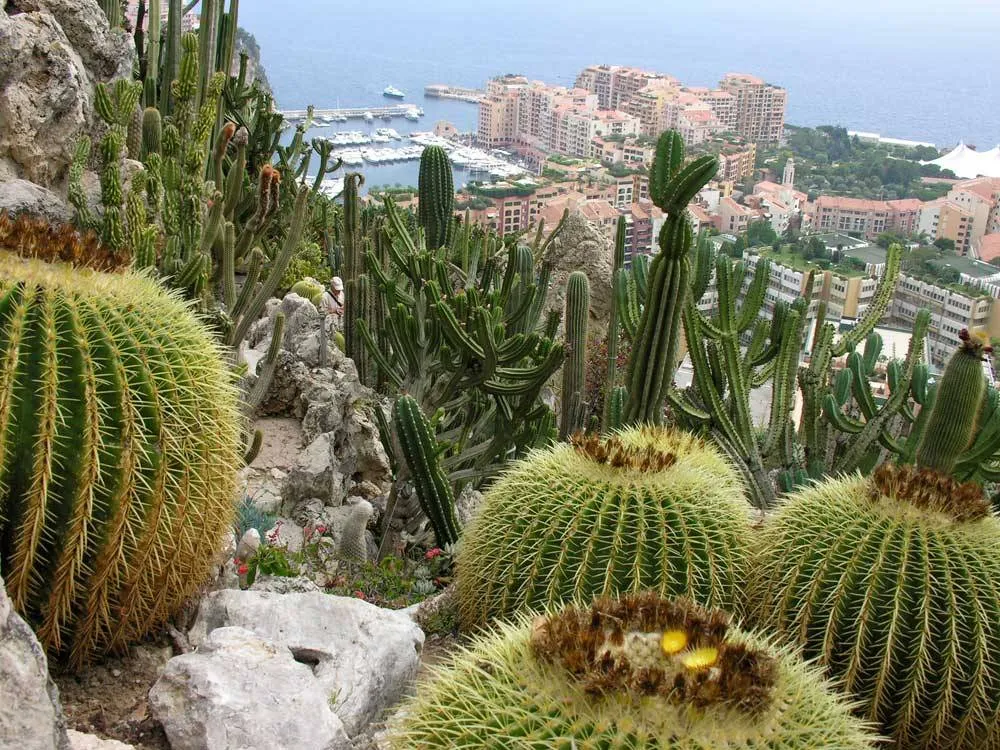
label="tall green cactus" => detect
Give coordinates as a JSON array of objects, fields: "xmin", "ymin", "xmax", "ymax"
[
  {"xmin": 362, "ymin": 197, "xmax": 566, "ymax": 556},
  {"xmin": 559, "ymin": 271, "xmax": 589, "ymax": 439},
  {"xmin": 417, "ymin": 146, "xmax": 454, "ymax": 250},
  {"xmin": 623, "ymin": 131, "xmax": 718, "ymax": 425},
  {"xmin": 341, "ymin": 173, "xmax": 365, "ymax": 369},
  {"xmin": 99, "ymin": 0, "xmax": 122, "ymax": 28},
  {"xmin": 141, "ymin": 106, "xmax": 162, "ymax": 158},
  {"xmin": 0, "ymin": 249, "xmax": 241, "ymax": 668},
  {"xmin": 601, "ymin": 216, "xmax": 626, "ymax": 432},
  {"xmin": 915, "ymin": 328, "xmax": 990, "ymax": 473},
  {"xmin": 394, "ymin": 395, "xmax": 460, "ymax": 548}
]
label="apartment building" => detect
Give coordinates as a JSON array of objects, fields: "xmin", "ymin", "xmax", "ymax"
[
  {"xmin": 717, "ymin": 143, "xmax": 757, "ymax": 182},
  {"xmin": 718, "ymin": 196, "xmax": 756, "ymax": 234},
  {"xmin": 677, "ymin": 108, "xmax": 724, "ymax": 146},
  {"xmin": 918, "ymin": 199, "xmax": 974, "ymax": 253},
  {"xmin": 478, "ymin": 75, "xmax": 529, "ymax": 148},
  {"xmin": 684, "ymin": 87, "xmax": 738, "ymax": 132},
  {"xmin": 718, "ymin": 73, "xmax": 787, "ymax": 145},
  {"xmin": 574, "ymin": 65, "xmax": 676, "ymax": 109},
  {"xmin": 889, "ymin": 274, "xmax": 998, "ymax": 365}
]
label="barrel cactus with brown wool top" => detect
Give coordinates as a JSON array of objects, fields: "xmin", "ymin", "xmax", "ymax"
[
  {"xmin": 0, "ymin": 244, "xmax": 241, "ymax": 668},
  {"xmin": 749, "ymin": 463, "xmax": 1000, "ymax": 748},
  {"xmin": 386, "ymin": 593, "xmax": 879, "ymax": 748},
  {"xmin": 456, "ymin": 426, "xmax": 752, "ymax": 630}
]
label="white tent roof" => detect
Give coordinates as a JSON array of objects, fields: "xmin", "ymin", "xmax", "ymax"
[{"xmin": 924, "ymin": 143, "xmax": 1000, "ymax": 179}]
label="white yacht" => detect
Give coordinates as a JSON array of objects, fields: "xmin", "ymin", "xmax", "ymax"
[{"xmin": 383, "ymin": 85, "xmax": 405, "ymax": 99}]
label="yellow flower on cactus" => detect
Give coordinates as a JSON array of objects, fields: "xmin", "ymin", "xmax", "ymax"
[
  {"xmin": 682, "ymin": 647, "xmax": 719, "ymax": 670},
  {"xmin": 661, "ymin": 629, "xmax": 688, "ymax": 656}
]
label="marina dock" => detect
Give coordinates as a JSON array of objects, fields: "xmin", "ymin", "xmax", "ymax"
[
  {"xmin": 278, "ymin": 104, "xmax": 423, "ymax": 122},
  {"xmin": 424, "ymin": 84, "xmax": 484, "ymax": 103}
]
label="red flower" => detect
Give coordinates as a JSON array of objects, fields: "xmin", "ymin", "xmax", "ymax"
[
  {"xmin": 354, "ymin": 590, "xmax": 366, "ymax": 599},
  {"xmin": 238, "ymin": 563, "xmax": 249, "ymax": 575},
  {"xmin": 315, "ymin": 525, "xmax": 327, "ymax": 534},
  {"xmin": 425, "ymin": 548, "xmax": 442, "ymax": 560}
]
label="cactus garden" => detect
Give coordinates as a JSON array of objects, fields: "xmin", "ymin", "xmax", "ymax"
[{"xmin": 1, "ymin": 2, "xmax": 1000, "ymax": 746}]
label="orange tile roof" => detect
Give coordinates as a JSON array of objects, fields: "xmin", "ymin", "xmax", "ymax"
[
  {"xmin": 978, "ymin": 233, "xmax": 1000, "ymax": 262},
  {"xmin": 815, "ymin": 196, "xmax": 890, "ymax": 212},
  {"xmin": 886, "ymin": 198, "xmax": 922, "ymax": 212}
]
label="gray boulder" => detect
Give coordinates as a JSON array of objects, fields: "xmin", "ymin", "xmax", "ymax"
[
  {"xmin": 0, "ymin": 574, "xmax": 70, "ymax": 750},
  {"xmin": 0, "ymin": 0, "xmax": 132, "ymax": 186},
  {"xmin": 149, "ymin": 627, "xmax": 350, "ymax": 750},
  {"xmin": 0, "ymin": 179, "xmax": 72, "ymax": 222},
  {"xmin": 542, "ymin": 207, "xmax": 614, "ymax": 330},
  {"xmin": 67, "ymin": 730, "xmax": 135, "ymax": 750},
  {"xmin": 188, "ymin": 589, "xmax": 424, "ymax": 736}
]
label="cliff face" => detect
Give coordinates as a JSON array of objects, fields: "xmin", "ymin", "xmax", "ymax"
[
  {"xmin": 0, "ymin": 0, "xmax": 133, "ymax": 188},
  {"xmin": 542, "ymin": 208, "xmax": 614, "ymax": 333},
  {"xmin": 234, "ymin": 26, "xmax": 271, "ymax": 95}
]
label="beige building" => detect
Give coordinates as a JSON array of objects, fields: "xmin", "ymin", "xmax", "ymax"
[
  {"xmin": 477, "ymin": 75, "xmax": 529, "ymax": 148},
  {"xmin": 718, "ymin": 73, "xmax": 787, "ymax": 145},
  {"xmin": 717, "ymin": 143, "xmax": 757, "ymax": 182},
  {"xmin": 918, "ymin": 199, "xmax": 974, "ymax": 252},
  {"xmin": 574, "ymin": 65, "xmax": 676, "ymax": 109},
  {"xmin": 718, "ymin": 196, "xmax": 756, "ymax": 234}
]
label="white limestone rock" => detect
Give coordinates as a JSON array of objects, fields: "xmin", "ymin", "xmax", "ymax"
[
  {"xmin": 0, "ymin": 574, "xmax": 70, "ymax": 750},
  {"xmin": 149, "ymin": 627, "xmax": 350, "ymax": 750},
  {"xmin": 188, "ymin": 589, "xmax": 424, "ymax": 736}
]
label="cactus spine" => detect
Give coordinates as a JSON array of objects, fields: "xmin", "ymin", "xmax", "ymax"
[
  {"xmin": 394, "ymin": 395, "xmax": 461, "ymax": 548},
  {"xmin": 417, "ymin": 146, "xmax": 454, "ymax": 250},
  {"xmin": 915, "ymin": 328, "xmax": 990, "ymax": 473},
  {"xmin": 389, "ymin": 594, "xmax": 878, "ymax": 749},
  {"xmin": 559, "ymin": 271, "xmax": 589, "ymax": 439},
  {"xmin": 623, "ymin": 131, "xmax": 717, "ymax": 426},
  {"xmin": 0, "ymin": 250, "xmax": 241, "ymax": 668}
]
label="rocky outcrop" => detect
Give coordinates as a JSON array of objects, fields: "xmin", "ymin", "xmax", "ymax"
[
  {"xmin": 149, "ymin": 627, "xmax": 351, "ymax": 750},
  {"xmin": 184, "ymin": 590, "xmax": 424, "ymax": 737},
  {"xmin": 0, "ymin": 573, "xmax": 70, "ymax": 750},
  {"xmin": 0, "ymin": 0, "xmax": 132, "ymax": 187},
  {"xmin": 542, "ymin": 208, "xmax": 615, "ymax": 330},
  {"xmin": 246, "ymin": 295, "xmax": 391, "ymax": 530},
  {"xmin": 0, "ymin": 179, "xmax": 72, "ymax": 222}
]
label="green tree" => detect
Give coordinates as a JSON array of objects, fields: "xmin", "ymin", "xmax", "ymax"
[{"xmin": 934, "ymin": 237, "xmax": 956, "ymax": 253}]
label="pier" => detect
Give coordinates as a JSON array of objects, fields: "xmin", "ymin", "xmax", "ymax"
[
  {"xmin": 278, "ymin": 104, "xmax": 422, "ymax": 122},
  {"xmin": 424, "ymin": 84, "xmax": 484, "ymax": 103}
]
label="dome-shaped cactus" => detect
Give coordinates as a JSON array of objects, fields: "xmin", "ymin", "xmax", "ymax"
[
  {"xmin": 289, "ymin": 277, "xmax": 325, "ymax": 307},
  {"xmin": 748, "ymin": 465, "xmax": 1000, "ymax": 748},
  {"xmin": 456, "ymin": 426, "xmax": 752, "ymax": 630},
  {"xmin": 386, "ymin": 593, "xmax": 878, "ymax": 748},
  {"xmin": 0, "ymin": 245, "xmax": 241, "ymax": 667}
]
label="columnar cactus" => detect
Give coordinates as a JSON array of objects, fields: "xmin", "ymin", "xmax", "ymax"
[
  {"xmin": 141, "ymin": 106, "xmax": 162, "ymax": 158},
  {"xmin": 457, "ymin": 426, "xmax": 751, "ymax": 630},
  {"xmin": 915, "ymin": 328, "xmax": 990, "ymax": 473},
  {"xmin": 394, "ymin": 395, "xmax": 460, "ymax": 548},
  {"xmin": 417, "ymin": 145, "xmax": 454, "ymax": 250},
  {"xmin": 601, "ymin": 216, "xmax": 626, "ymax": 432},
  {"xmin": 559, "ymin": 271, "xmax": 589, "ymax": 439},
  {"xmin": 0, "ymin": 248, "xmax": 241, "ymax": 668},
  {"xmin": 623, "ymin": 131, "xmax": 718, "ymax": 425},
  {"xmin": 387, "ymin": 594, "xmax": 878, "ymax": 749}
]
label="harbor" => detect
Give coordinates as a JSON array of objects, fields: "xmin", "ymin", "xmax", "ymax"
[
  {"xmin": 424, "ymin": 84, "xmax": 485, "ymax": 103},
  {"xmin": 313, "ymin": 130, "xmax": 532, "ymax": 198},
  {"xmin": 279, "ymin": 104, "xmax": 424, "ymax": 124}
]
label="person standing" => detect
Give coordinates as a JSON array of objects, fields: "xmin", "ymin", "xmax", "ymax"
[{"xmin": 323, "ymin": 276, "xmax": 345, "ymax": 326}]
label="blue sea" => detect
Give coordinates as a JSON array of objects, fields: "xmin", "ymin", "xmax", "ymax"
[{"xmin": 239, "ymin": 0, "xmax": 1000, "ymax": 191}]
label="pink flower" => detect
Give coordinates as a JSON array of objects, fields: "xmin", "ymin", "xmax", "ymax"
[
  {"xmin": 314, "ymin": 525, "xmax": 327, "ymax": 534},
  {"xmin": 425, "ymin": 548, "xmax": 442, "ymax": 560},
  {"xmin": 238, "ymin": 563, "xmax": 249, "ymax": 575}
]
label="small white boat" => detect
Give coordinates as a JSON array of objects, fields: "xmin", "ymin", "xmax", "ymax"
[
  {"xmin": 363, "ymin": 111, "xmax": 374, "ymax": 123},
  {"xmin": 383, "ymin": 85, "xmax": 405, "ymax": 99}
]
